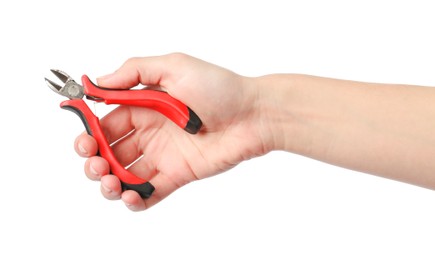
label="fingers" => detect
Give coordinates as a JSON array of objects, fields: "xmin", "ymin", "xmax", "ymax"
[
  {"xmin": 96, "ymin": 53, "xmax": 191, "ymax": 89},
  {"xmin": 96, "ymin": 56, "xmax": 165, "ymax": 89},
  {"xmin": 120, "ymin": 190, "xmax": 146, "ymax": 211},
  {"xmin": 84, "ymin": 156, "xmax": 109, "ymax": 181},
  {"xmin": 82, "ymin": 156, "xmax": 122, "ymax": 200},
  {"xmin": 74, "ymin": 133, "xmax": 98, "ymax": 157},
  {"xmin": 82, "ymin": 154, "xmax": 185, "ymax": 211},
  {"xmin": 74, "ymin": 106, "xmax": 134, "ymax": 156},
  {"xmin": 84, "ymin": 156, "xmax": 181, "ymax": 210},
  {"xmin": 100, "ymin": 175, "xmax": 122, "ymax": 200},
  {"xmin": 122, "ymin": 172, "xmax": 187, "ymax": 211},
  {"xmin": 83, "ymin": 157, "xmax": 124, "ymax": 201}
]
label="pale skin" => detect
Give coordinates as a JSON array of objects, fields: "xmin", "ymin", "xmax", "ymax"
[{"xmin": 75, "ymin": 53, "xmax": 435, "ymax": 211}]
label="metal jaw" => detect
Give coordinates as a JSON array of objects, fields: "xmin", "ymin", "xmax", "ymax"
[{"xmin": 45, "ymin": 69, "xmax": 85, "ymax": 100}]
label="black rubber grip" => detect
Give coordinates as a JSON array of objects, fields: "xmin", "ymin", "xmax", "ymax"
[
  {"xmin": 121, "ymin": 182, "xmax": 155, "ymax": 199},
  {"xmin": 184, "ymin": 107, "xmax": 203, "ymax": 134}
]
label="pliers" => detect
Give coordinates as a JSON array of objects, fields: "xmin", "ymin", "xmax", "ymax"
[{"xmin": 45, "ymin": 69, "xmax": 202, "ymax": 198}]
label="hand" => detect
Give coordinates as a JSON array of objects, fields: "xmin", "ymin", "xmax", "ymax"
[{"xmin": 74, "ymin": 53, "xmax": 271, "ymax": 211}]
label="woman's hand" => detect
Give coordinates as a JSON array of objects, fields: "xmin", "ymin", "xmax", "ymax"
[{"xmin": 74, "ymin": 53, "xmax": 271, "ymax": 211}]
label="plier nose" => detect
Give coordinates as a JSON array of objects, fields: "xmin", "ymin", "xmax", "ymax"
[
  {"xmin": 45, "ymin": 69, "xmax": 85, "ymax": 100},
  {"xmin": 45, "ymin": 69, "xmax": 203, "ymax": 199}
]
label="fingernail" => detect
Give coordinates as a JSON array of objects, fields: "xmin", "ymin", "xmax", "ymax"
[
  {"xmin": 89, "ymin": 164, "xmax": 99, "ymax": 176},
  {"xmin": 125, "ymin": 203, "xmax": 136, "ymax": 210},
  {"xmin": 102, "ymin": 183, "xmax": 112, "ymax": 193},
  {"xmin": 78, "ymin": 143, "xmax": 87, "ymax": 155}
]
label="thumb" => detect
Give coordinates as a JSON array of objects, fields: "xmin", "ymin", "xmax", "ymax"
[{"xmin": 96, "ymin": 56, "xmax": 171, "ymax": 89}]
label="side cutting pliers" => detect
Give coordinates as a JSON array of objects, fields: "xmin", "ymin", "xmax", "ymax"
[{"xmin": 45, "ymin": 69, "xmax": 202, "ymax": 198}]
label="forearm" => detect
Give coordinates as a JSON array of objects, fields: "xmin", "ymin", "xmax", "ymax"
[{"xmin": 255, "ymin": 74, "xmax": 435, "ymax": 189}]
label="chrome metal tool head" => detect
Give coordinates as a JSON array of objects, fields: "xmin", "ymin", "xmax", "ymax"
[{"xmin": 45, "ymin": 69, "xmax": 85, "ymax": 99}]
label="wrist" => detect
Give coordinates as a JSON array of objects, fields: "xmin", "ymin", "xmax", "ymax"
[
  {"xmin": 252, "ymin": 74, "xmax": 300, "ymax": 153},
  {"xmin": 254, "ymin": 74, "xmax": 330, "ymax": 155}
]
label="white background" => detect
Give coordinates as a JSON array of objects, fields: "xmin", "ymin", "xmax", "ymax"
[{"xmin": 1, "ymin": 0, "xmax": 435, "ymax": 259}]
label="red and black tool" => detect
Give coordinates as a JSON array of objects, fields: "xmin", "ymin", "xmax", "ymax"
[{"xmin": 45, "ymin": 69, "xmax": 202, "ymax": 198}]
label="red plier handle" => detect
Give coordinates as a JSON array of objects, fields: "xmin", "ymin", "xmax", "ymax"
[
  {"xmin": 62, "ymin": 99, "xmax": 155, "ymax": 198},
  {"xmin": 60, "ymin": 75, "xmax": 203, "ymax": 198},
  {"xmin": 82, "ymin": 75, "xmax": 202, "ymax": 134}
]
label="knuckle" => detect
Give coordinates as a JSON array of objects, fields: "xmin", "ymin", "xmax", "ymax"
[{"xmin": 165, "ymin": 52, "xmax": 190, "ymax": 65}]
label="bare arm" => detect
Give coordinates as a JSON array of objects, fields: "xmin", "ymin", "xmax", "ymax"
[
  {"xmin": 75, "ymin": 54, "xmax": 435, "ymax": 211},
  {"xmin": 256, "ymin": 74, "xmax": 435, "ymax": 189}
]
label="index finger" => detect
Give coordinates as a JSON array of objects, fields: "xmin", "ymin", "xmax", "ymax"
[{"xmin": 96, "ymin": 55, "xmax": 173, "ymax": 89}]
